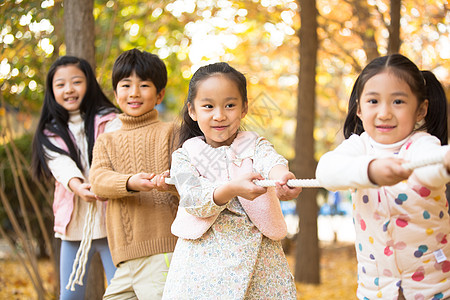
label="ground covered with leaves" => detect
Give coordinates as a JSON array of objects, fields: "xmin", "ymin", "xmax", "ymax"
[
  {"xmin": 0, "ymin": 242, "xmax": 357, "ymax": 299},
  {"xmin": 291, "ymin": 242, "xmax": 358, "ymax": 299},
  {"xmin": 0, "ymin": 259, "xmax": 56, "ymax": 299}
]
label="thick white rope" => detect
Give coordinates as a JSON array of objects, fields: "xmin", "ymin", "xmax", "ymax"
[
  {"xmin": 253, "ymin": 178, "xmax": 321, "ymax": 187},
  {"xmin": 165, "ymin": 153, "xmax": 446, "ymax": 188},
  {"xmin": 66, "ymin": 201, "xmax": 96, "ymax": 291},
  {"xmin": 400, "ymin": 153, "xmax": 445, "ymax": 171}
]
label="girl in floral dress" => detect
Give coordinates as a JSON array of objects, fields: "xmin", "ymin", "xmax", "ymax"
[{"xmin": 162, "ymin": 62, "xmax": 301, "ymax": 299}]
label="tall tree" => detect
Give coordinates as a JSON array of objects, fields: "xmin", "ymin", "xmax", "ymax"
[
  {"xmin": 63, "ymin": 0, "xmax": 104, "ymax": 298},
  {"xmin": 388, "ymin": 0, "xmax": 401, "ymax": 54},
  {"xmin": 352, "ymin": 0, "xmax": 380, "ymax": 62},
  {"xmin": 294, "ymin": 0, "xmax": 320, "ymax": 284},
  {"xmin": 63, "ymin": 0, "xmax": 96, "ymax": 69}
]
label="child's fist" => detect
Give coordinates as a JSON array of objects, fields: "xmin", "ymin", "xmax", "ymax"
[
  {"xmin": 127, "ymin": 173, "xmax": 156, "ymax": 192},
  {"xmin": 368, "ymin": 158, "xmax": 412, "ymax": 186},
  {"xmin": 275, "ymin": 172, "xmax": 302, "ymax": 201},
  {"xmin": 153, "ymin": 170, "xmax": 177, "ymax": 193}
]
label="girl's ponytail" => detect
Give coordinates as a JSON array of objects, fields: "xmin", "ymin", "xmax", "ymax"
[
  {"xmin": 343, "ymin": 75, "xmax": 364, "ymax": 139},
  {"xmin": 422, "ymin": 71, "xmax": 448, "ymax": 145}
]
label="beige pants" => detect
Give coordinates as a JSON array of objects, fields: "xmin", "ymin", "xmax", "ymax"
[{"xmin": 103, "ymin": 253, "xmax": 172, "ymax": 300}]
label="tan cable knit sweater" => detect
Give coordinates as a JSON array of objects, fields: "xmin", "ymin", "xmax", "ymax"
[{"xmin": 89, "ymin": 109, "xmax": 178, "ymax": 266}]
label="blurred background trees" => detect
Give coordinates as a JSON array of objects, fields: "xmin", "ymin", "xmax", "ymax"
[
  {"xmin": 2, "ymin": 0, "xmax": 448, "ymax": 157},
  {"xmin": 1, "ymin": 0, "xmax": 449, "ymax": 298}
]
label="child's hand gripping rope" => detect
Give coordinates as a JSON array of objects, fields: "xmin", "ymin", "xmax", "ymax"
[{"xmin": 164, "ymin": 152, "xmax": 447, "ymax": 189}]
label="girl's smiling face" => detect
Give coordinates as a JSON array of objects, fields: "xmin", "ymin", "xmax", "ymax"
[
  {"xmin": 188, "ymin": 74, "xmax": 248, "ymax": 148},
  {"xmin": 357, "ymin": 71, "xmax": 428, "ymax": 144},
  {"xmin": 52, "ymin": 64, "xmax": 87, "ymax": 112}
]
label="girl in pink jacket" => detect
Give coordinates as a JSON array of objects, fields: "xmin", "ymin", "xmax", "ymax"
[
  {"xmin": 316, "ymin": 54, "xmax": 450, "ymax": 300},
  {"xmin": 32, "ymin": 56, "xmax": 119, "ymax": 300}
]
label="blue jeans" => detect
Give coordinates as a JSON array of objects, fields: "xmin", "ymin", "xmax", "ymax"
[{"xmin": 60, "ymin": 238, "xmax": 116, "ymax": 300}]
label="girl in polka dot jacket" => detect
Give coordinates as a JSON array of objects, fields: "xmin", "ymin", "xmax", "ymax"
[{"xmin": 316, "ymin": 54, "xmax": 450, "ymax": 300}]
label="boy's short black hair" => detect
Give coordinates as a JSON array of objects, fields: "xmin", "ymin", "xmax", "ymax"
[{"xmin": 112, "ymin": 48, "xmax": 167, "ymax": 93}]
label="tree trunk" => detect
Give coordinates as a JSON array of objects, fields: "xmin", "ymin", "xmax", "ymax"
[
  {"xmin": 62, "ymin": 0, "xmax": 105, "ymax": 298},
  {"xmin": 353, "ymin": 0, "xmax": 380, "ymax": 62},
  {"xmin": 86, "ymin": 253, "xmax": 106, "ymax": 299},
  {"xmin": 63, "ymin": 0, "xmax": 96, "ymax": 69},
  {"xmin": 388, "ymin": 0, "xmax": 401, "ymax": 54},
  {"xmin": 294, "ymin": 0, "xmax": 320, "ymax": 284}
]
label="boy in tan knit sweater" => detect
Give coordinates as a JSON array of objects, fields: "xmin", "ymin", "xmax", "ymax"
[{"xmin": 89, "ymin": 48, "xmax": 178, "ymax": 300}]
